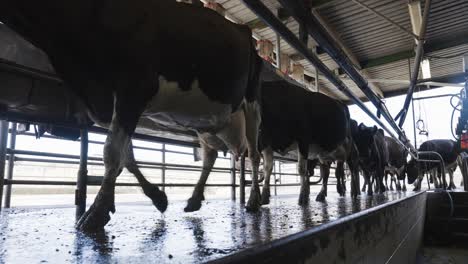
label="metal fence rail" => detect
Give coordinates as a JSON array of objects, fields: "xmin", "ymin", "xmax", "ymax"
[{"xmin": 0, "ymin": 122, "xmax": 326, "ymax": 215}]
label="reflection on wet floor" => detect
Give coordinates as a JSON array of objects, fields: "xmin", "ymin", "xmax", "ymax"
[{"xmin": 0, "ymin": 191, "xmax": 414, "ymax": 263}]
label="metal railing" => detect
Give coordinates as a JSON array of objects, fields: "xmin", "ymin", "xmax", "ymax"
[{"xmin": 0, "ymin": 122, "xmax": 327, "ymax": 215}]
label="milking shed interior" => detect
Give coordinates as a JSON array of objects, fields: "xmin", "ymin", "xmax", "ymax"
[{"xmin": 1, "ymin": 0, "xmax": 468, "ymax": 263}]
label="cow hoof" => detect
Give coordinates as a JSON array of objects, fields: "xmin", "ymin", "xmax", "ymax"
[
  {"xmin": 144, "ymin": 185, "xmax": 168, "ymax": 213},
  {"xmin": 449, "ymin": 183, "xmax": 456, "ymax": 190},
  {"xmin": 76, "ymin": 199, "xmax": 115, "ymax": 232},
  {"xmin": 299, "ymin": 194, "xmax": 310, "ymax": 205},
  {"xmin": 246, "ymin": 198, "xmax": 261, "ymax": 213},
  {"xmin": 413, "ymin": 187, "xmax": 420, "ymax": 192},
  {"xmin": 367, "ymin": 191, "xmax": 373, "ymax": 196},
  {"xmin": 261, "ymin": 189, "xmax": 270, "ymax": 205},
  {"xmin": 390, "ymin": 187, "xmax": 394, "ymax": 191},
  {"xmin": 361, "ymin": 187, "xmax": 366, "ymax": 193},
  {"xmin": 184, "ymin": 197, "xmax": 202, "ymax": 212},
  {"xmin": 315, "ymin": 192, "xmax": 326, "ymax": 202}
]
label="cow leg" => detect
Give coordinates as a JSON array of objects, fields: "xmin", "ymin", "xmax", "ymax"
[
  {"xmin": 298, "ymin": 150, "xmax": 311, "ymax": 205},
  {"xmin": 389, "ymin": 173, "xmax": 394, "ymax": 191},
  {"xmin": 185, "ymin": 142, "xmax": 218, "ymax": 212},
  {"xmin": 413, "ymin": 175, "xmax": 423, "ymax": 191},
  {"xmin": 261, "ymin": 147, "xmax": 274, "ymax": 205},
  {"xmin": 364, "ymin": 171, "xmax": 373, "ymax": 196},
  {"xmin": 402, "ymin": 179, "xmax": 407, "ymax": 191},
  {"xmin": 126, "ymin": 142, "xmax": 167, "ymax": 213},
  {"xmin": 76, "ymin": 105, "xmax": 134, "ymax": 231},
  {"xmin": 336, "ymin": 161, "xmax": 345, "ymax": 196},
  {"xmin": 394, "ymin": 174, "xmax": 401, "ymax": 191},
  {"xmin": 362, "ymin": 173, "xmax": 368, "ymax": 193},
  {"xmin": 449, "ymin": 169, "xmax": 456, "ymax": 190},
  {"xmin": 316, "ymin": 163, "xmax": 330, "ymax": 202},
  {"xmin": 346, "ymin": 145, "xmax": 360, "ymax": 199},
  {"xmin": 243, "ymin": 102, "xmax": 262, "ymax": 212},
  {"xmin": 385, "ymin": 173, "xmax": 389, "ymax": 191}
]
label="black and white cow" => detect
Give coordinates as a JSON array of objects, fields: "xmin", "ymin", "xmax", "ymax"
[
  {"xmin": 352, "ymin": 123, "xmax": 388, "ymax": 195},
  {"xmin": 258, "ymin": 81, "xmax": 360, "ymax": 205},
  {"xmin": 0, "ymin": 0, "xmax": 263, "ymax": 231},
  {"xmin": 407, "ymin": 139, "xmax": 459, "ymax": 191},
  {"xmin": 384, "ymin": 136, "xmax": 408, "ymax": 191}
]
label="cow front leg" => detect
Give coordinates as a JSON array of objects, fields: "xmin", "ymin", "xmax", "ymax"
[
  {"xmin": 185, "ymin": 142, "xmax": 218, "ymax": 212},
  {"xmin": 315, "ymin": 163, "xmax": 330, "ymax": 202},
  {"xmin": 243, "ymin": 102, "xmax": 262, "ymax": 212},
  {"xmin": 76, "ymin": 114, "xmax": 131, "ymax": 232},
  {"xmin": 126, "ymin": 142, "xmax": 167, "ymax": 213},
  {"xmin": 336, "ymin": 161, "xmax": 345, "ymax": 196},
  {"xmin": 402, "ymin": 179, "xmax": 407, "ymax": 191},
  {"xmin": 261, "ymin": 147, "xmax": 274, "ymax": 205},
  {"xmin": 346, "ymin": 145, "xmax": 360, "ymax": 199}
]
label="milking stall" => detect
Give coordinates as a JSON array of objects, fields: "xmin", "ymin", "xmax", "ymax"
[{"xmin": 1, "ymin": 0, "xmax": 468, "ymax": 263}]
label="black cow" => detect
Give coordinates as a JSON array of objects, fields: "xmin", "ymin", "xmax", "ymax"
[
  {"xmin": 407, "ymin": 139, "xmax": 459, "ymax": 191},
  {"xmin": 0, "ymin": 0, "xmax": 263, "ymax": 230},
  {"xmin": 352, "ymin": 123, "xmax": 388, "ymax": 195},
  {"xmin": 384, "ymin": 136, "xmax": 408, "ymax": 191},
  {"xmin": 258, "ymin": 81, "xmax": 360, "ymax": 206}
]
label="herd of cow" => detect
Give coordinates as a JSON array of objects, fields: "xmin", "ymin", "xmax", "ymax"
[{"xmin": 0, "ymin": 0, "xmax": 462, "ymax": 232}]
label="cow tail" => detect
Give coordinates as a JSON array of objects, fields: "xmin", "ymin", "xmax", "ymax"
[{"xmin": 245, "ymin": 39, "xmax": 263, "ymax": 103}]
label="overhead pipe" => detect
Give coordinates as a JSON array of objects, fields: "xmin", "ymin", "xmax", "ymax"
[
  {"xmin": 396, "ymin": 0, "xmax": 432, "ymax": 127},
  {"xmin": 242, "ymin": 0, "xmax": 415, "ymax": 154},
  {"xmin": 272, "ymin": 0, "xmax": 410, "ymax": 147}
]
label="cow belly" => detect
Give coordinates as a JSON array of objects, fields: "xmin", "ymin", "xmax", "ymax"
[{"xmin": 142, "ymin": 76, "xmax": 232, "ymax": 131}]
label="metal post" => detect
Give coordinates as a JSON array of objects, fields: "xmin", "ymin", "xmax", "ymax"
[
  {"xmin": 412, "ymin": 98, "xmax": 418, "ymax": 149},
  {"xmin": 4, "ymin": 123, "xmax": 17, "ymax": 208},
  {"xmin": 239, "ymin": 155, "xmax": 246, "ymax": 204},
  {"xmin": 279, "ymin": 161, "xmax": 282, "ymax": 185},
  {"xmin": 75, "ymin": 129, "xmax": 88, "ymax": 219},
  {"xmin": 230, "ymin": 154, "xmax": 236, "ymax": 201},
  {"xmin": 0, "ymin": 121, "xmax": 10, "ymax": 211},
  {"xmin": 396, "ymin": 0, "xmax": 432, "ymax": 127},
  {"xmin": 275, "ymin": 9, "xmax": 282, "ymax": 69},
  {"xmin": 273, "ymin": 160, "xmax": 277, "ymax": 196},
  {"xmin": 162, "ymin": 143, "xmax": 166, "ymax": 192}
]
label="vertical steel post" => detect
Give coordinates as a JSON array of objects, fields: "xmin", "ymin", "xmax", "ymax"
[
  {"xmin": 239, "ymin": 155, "xmax": 246, "ymax": 204},
  {"xmin": 273, "ymin": 160, "xmax": 277, "ymax": 196},
  {"xmin": 162, "ymin": 143, "xmax": 166, "ymax": 192},
  {"xmin": 4, "ymin": 123, "xmax": 17, "ymax": 208},
  {"xmin": 75, "ymin": 129, "xmax": 88, "ymax": 219},
  {"xmin": 0, "ymin": 121, "xmax": 10, "ymax": 212},
  {"xmin": 279, "ymin": 161, "xmax": 282, "ymax": 185},
  {"xmin": 412, "ymin": 98, "xmax": 418, "ymax": 149},
  {"xmin": 230, "ymin": 154, "xmax": 236, "ymax": 201}
]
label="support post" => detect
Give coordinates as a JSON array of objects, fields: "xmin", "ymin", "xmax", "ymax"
[
  {"xmin": 273, "ymin": 160, "xmax": 277, "ymax": 196},
  {"xmin": 162, "ymin": 143, "xmax": 166, "ymax": 192},
  {"xmin": 4, "ymin": 123, "xmax": 17, "ymax": 208},
  {"xmin": 0, "ymin": 121, "xmax": 9, "ymax": 211},
  {"xmin": 240, "ymin": 155, "xmax": 246, "ymax": 204},
  {"xmin": 230, "ymin": 154, "xmax": 236, "ymax": 201},
  {"xmin": 75, "ymin": 129, "xmax": 88, "ymax": 219}
]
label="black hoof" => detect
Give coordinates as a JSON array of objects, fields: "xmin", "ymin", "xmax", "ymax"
[
  {"xmin": 246, "ymin": 193, "xmax": 261, "ymax": 212},
  {"xmin": 144, "ymin": 185, "xmax": 168, "ymax": 213},
  {"xmin": 184, "ymin": 197, "xmax": 202, "ymax": 212},
  {"xmin": 76, "ymin": 203, "xmax": 114, "ymax": 232},
  {"xmin": 315, "ymin": 192, "xmax": 326, "ymax": 202},
  {"xmin": 261, "ymin": 190, "xmax": 270, "ymax": 205}
]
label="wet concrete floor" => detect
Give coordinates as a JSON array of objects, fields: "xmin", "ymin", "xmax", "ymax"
[{"xmin": 0, "ymin": 191, "xmax": 417, "ymax": 263}]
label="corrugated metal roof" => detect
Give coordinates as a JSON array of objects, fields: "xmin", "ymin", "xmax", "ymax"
[{"xmin": 209, "ymin": 0, "xmax": 468, "ymax": 101}]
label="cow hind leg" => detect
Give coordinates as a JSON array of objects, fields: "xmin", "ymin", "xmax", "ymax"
[
  {"xmin": 185, "ymin": 142, "xmax": 218, "ymax": 212},
  {"xmin": 261, "ymin": 147, "xmax": 274, "ymax": 205},
  {"xmin": 298, "ymin": 151, "xmax": 311, "ymax": 205},
  {"xmin": 336, "ymin": 161, "xmax": 345, "ymax": 196},
  {"xmin": 316, "ymin": 163, "xmax": 330, "ymax": 202},
  {"xmin": 126, "ymin": 142, "xmax": 167, "ymax": 213},
  {"xmin": 76, "ymin": 109, "xmax": 133, "ymax": 232},
  {"xmin": 243, "ymin": 102, "xmax": 262, "ymax": 212},
  {"xmin": 449, "ymin": 170, "xmax": 456, "ymax": 190}
]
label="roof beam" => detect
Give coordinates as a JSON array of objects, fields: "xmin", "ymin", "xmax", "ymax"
[
  {"xmin": 246, "ymin": 8, "xmax": 290, "ymax": 30},
  {"xmin": 360, "ymin": 32, "xmax": 468, "ymax": 69},
  {"xmin": 311, "ymin": 9, "xmax": 384, "ymax": 97}
]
